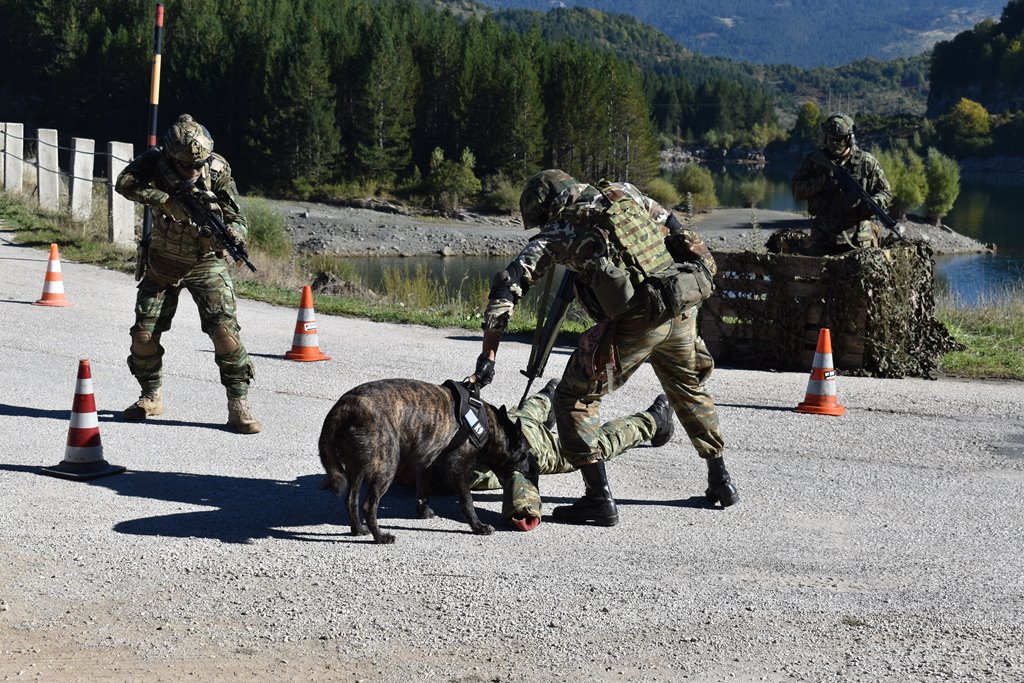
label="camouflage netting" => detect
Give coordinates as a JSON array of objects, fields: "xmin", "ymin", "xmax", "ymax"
[
  {"xmin": 819, "ymin": 241, "xmax": 961, "ymax": 378},
  {"xmin": 700, "ymin": 238, "xmax": 961, "ymax": 378}
]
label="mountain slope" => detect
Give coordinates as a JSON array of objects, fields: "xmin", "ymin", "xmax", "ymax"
[{"xmin": 473, "ymin": 0, "xmax": 1004, "ymax": 68}]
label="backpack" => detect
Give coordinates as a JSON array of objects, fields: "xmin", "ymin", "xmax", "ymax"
[{"xmin": 557, "ymin": 180, "xmax": 712, "ymax": 322}]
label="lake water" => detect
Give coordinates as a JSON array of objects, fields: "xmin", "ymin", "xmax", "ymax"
[
  {"xmin": 706, "ymin": 162, "xmax": 1024, "ymax": 305},
  {"xmin": 345, "ymin": 163, "xmax": 1024, "ymax": 307}
]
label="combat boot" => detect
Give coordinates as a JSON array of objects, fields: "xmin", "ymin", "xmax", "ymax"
[
  {"xmin": 227, "ymin": 397, "xmax": 261, "ymax": 434},
  {"xmin": 706, "ymin": 455, "xmax": 739, "ymax": 507},
  {"xmin": 122, "ymin": 389, "xmax": 164, "ymax": 421},
  {"xmin": 647, "ymin": 394, "xmax": 675, "ymax": 447},
  {"xmin": 538, "ymin": 379, "xmax": 559, "ymax": 430},
  {"xmin": 552, "ymin": 461, "xmax": 618, "ymax": 526}
]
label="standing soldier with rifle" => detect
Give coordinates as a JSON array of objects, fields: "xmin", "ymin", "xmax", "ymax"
[
  {"xmin": 115, "ymin": 113, "xmax": 260, "ymax": 434},
  {"xmin": 792, "ymin": 113, "xmax": 895, "ymax": 256},
  {"xmin": 468, "ymin": 170, "xmax": 739, "ymax": 527}
]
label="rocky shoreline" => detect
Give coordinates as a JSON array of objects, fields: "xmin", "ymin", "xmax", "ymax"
[{"xmin": 275, "ymin": 200, "xmax": 992, "ymax": 258}]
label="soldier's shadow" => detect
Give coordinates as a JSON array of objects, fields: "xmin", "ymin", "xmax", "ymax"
[{"xmin": 0, "ymin": 464, "xmax": 502, "ymax": 544}]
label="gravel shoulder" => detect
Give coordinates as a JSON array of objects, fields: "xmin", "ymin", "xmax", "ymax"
[{"xmin": 275, "ymin": 200, "xmax": 992, "ymax": 258}]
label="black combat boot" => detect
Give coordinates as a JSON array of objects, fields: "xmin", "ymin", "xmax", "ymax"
[
  {"xmin": 538, "ymin": 379, "xmax": 559, "ymax": 430},
  {"xmin": 646, "ymin": 394, "xmax": 675, "ymax": 447},
  {"xmin": 705, "ymin": 455, "xmax": 740, "ymax": 507},
  {"xmin": 552, "ymin": 461, "xmax": 619, "ymax": 526}
]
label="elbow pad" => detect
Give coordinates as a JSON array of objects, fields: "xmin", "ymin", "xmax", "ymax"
[
  {"xmin": 665, "ymin": 213, "xmax": 684, "ymax": 234},
  {"xmin": 489, "ymin": 262, "xmax": 526, "ymax": 302}
]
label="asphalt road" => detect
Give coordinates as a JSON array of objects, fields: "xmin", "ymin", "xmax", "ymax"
[{"xmin": 1, "ymin": 229, "xmax": 1022, "ymax": 682}]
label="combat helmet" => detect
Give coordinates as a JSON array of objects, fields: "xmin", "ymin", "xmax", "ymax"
[
  {"xmin": 821, "ymin": 113, "xmax": 855, "ymax": 157},
  {"xmin": 163, "ymin": 114, "xmax": 214, "ymax": 167},
  {"xmin": 520, "ymin": 169, "xmax": 578, "ymax": 230}
]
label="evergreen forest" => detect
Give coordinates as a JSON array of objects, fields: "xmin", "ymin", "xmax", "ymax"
[{"xmin": 0, "ymin": 0, "xmax": 706, "ymax": 195}]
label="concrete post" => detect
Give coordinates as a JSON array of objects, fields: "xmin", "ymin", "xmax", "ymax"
[
  {"xmin": 3, "ymin": 123, "xmax": 24, "ymax": 193},
  {"xmin": 36, "ymin": 129, "xmax": 60, "ymax": 211},
  {"xmin": 69, "ymin": 137, "xmax": 95, "ymax": 222},
  {"xmin": 108, "ymin": 141, "xmax": 134, "ymax": 245}
]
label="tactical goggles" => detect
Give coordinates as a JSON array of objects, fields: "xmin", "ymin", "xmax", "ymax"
[{"xmin": 174, "ymin": 156, "xmax": 210, "ymax": 171}]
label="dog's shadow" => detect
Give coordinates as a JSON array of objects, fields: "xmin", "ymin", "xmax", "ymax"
[{"xmin": 0, "ymin": 464, "xmax": 508, "ymax": 544}]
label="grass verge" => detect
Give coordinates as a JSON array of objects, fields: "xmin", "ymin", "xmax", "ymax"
[{"xmin": 936, "ymin": 290, "xmax": 1024, "ymax": 380}]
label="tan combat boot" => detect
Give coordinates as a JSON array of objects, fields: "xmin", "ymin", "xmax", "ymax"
[
  {"xmin": 122, "ymin": 389, "xmax": 164, "ymax": 421},
  {"xmin": 227, "ymin": 397, "xmax": 261, "ymax": 434}
]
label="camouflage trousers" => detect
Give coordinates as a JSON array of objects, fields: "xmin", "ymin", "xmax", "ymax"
[
  {"xmin": 553, "ymin": 308, "xmax": 723, "ymax": 467},
  {"xmin": 809, "ymin": 219, "xmax": 880, "ymax": 255},
  {"xmin": 129, "ymin": 255, "xmax": 254, "ymax": 398},
  {"xmin": 466, "ymin": 391, "xmax": 657, "ymax": 491}
]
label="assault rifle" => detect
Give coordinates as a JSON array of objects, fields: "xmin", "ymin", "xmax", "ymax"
[
  {"xmin": 518, "ymin": 270, "xmax": 576, "ymax": 409},
  {"xmin": 176, "ymin": 179, "xmax": 257, "ymax": 271},
  {"xmin": 811, "ymin": 153, "xmax": 905, "ymax": 242}
]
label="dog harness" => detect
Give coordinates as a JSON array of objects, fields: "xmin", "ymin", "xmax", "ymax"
[{"xmin": 439, "ymin": 379, "xmax": 489, "ymax": 455}]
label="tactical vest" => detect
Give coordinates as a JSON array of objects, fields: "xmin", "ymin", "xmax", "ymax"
[
  {"xmin": 557, "ymin": 181, "xmax": 677, "ymax": 321},
  {"xmin": 147, "ymin": 157, "xmax": 225, "ymax": 283}
]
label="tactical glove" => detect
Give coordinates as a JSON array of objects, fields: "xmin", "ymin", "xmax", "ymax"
[
  {"xmin": 160, "ymin": 196, "xmax": 192, "ymax": 223},
  {"xmin": 473, "ymin": 354, "xmax": 495, "ymax": 388}
]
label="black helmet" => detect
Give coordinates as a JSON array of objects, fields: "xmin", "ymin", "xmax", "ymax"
[{"xmin": 519, "ymin": 169, "xmax": 579, "ymax": 230}]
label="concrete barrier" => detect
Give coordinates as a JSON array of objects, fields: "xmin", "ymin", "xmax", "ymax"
[
  {"xmin": 70, "ymin": 137, "xmax": 95, "ymax": 222},
  {"xmin": 37, "ymin": 129, "xmax": 60, "ymax": 211},
  {"xmin": 3, "ymin": 123, "xmax": 24, "ymax": 193},
  {"xmin": 108, "ymin": 141, "xmax": 134, "ymax": 245}
]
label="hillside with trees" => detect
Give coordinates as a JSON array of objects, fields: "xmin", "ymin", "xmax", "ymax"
[{"xmin": 474, "ymin": 0, "xmax": 1005, "ymax": 68}]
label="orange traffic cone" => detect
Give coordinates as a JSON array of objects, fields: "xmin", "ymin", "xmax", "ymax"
[
  {"xmin": 284, "ymin": 285, "xmax": 331, "ymax": 362},
  {"xmin": 40, "ymin": 359, "xmax": 126, "ymax": 481},
  {"xmin": 794, "ymin": 328, "xmax": 846, "ymax": 416},
  {"xmin": 33, "ymin": 243, "xmax": 72, "ymax": 307}
]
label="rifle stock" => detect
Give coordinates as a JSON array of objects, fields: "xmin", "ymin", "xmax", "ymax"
[
  {"xmin": 176, "ymin": 180, "xmax": 257, "ymax": 271},
  {"xmin": 519, "ymin": 270, "xmax": 575, "ymax": 408}
]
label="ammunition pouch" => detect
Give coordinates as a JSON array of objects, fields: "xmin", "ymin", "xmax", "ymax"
[
  {"xmin": 582, "ymin": 258, "xmax": 643, "ymax": 320},
  {"xmin": 642, "ymin": 263, "xmax": 713, "ymax": 323}
]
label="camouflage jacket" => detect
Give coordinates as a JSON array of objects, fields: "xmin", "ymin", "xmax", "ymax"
[
  {"xmin": 791, "ymin": 147, "xmax": 891, "ymax": 229},
  {"xmin": 483, "ymin": 181, "xmax": 708, "ymax": 332},
  {"xmin": 115, "ymin": 147, "xmax": 248, "ymax": 240}
]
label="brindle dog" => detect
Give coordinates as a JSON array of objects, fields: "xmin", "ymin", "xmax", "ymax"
[{"xmin": 318, "ymin": 378, "xmax": 537, "ymax": 544}]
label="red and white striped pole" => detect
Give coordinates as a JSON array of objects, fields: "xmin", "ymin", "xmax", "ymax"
[{"xmin": 137, "ymin": 4, "xmax": 165, "ymax": 281}]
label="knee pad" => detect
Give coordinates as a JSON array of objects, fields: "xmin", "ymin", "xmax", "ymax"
[
  {"xmin": 212, "ymin": 324, "xmax": 240, "ymax": 354},
  {"xmin": 130, "ymin": 330, "xmax": 159, "ymax": 358}
]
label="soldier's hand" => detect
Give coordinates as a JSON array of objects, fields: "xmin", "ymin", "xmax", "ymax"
[
  {"xmin": 223, "ymin": 225, "xmax": 245, "ymax": 246},
  {"xmin": 160, "ymin": 196, "xmax": 191, "ymax": 223},
  {"xmin": 470, "ymin": 354, "xmax": 495, "ymax": 388}
]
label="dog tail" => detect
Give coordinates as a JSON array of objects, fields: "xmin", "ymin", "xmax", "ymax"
[{"xmin": 318, "ymin": 423, "xmax": 349, "ymax": 497}]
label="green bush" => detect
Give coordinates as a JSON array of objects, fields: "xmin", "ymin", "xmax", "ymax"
[
  {"xmin": 479, "ymin": 172, "xmax": 522, "ymax": 213},
  {"xmin": 428, "ymin": 148, "xmax": 482, "ymax": 211},
  {"xmin": 735, "ymin": 176, "xmax": 766, "ymax": 208},
  {"xmin": 241, "ymin": 197, "xmax": 292, "ymax": 259},
  {"xmin": 641, "ymin": 177, "xmax": 681, "ymax": 209},
  {"xmin": 875, "ymin": 147, "xmax": 926, "ymax": 218},
  {"xmin": 924, "ymin": 148, "xmax": 961, "ymax": 225},
  {"xmin": 673, "ymin": 164, "xmax": 718, "ymax": 210}
]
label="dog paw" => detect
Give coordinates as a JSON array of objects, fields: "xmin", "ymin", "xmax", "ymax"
[
  {"xmin": 352, "ymin": 525, "xmax": 370, "ymax": 536},
  {"xmin": 375, "ymin": 533, "xmax": 396, "ymax": 544},
  {"xmin": 417, "ymin": 506, "xmax": 436, "ymax": 520},
  {"xmin": 472, "ymin": 524, "xmax": 495, "ymax": 536}
]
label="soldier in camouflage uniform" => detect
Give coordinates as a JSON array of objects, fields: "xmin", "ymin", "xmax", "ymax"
[
  {"xmin": 469, "ymin": 170, "xmax": 739, "ymax": 527},
  {"xmin": 425, "ymin": 380, "xmax": 674, "ymax": 527},
  {"xmin": 791, "ymin": 113, "xmax": 893, "ymax": 256},
  {"xmin": 115, "ymin": 114, "xmax": 260, "ymax": 434}
]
